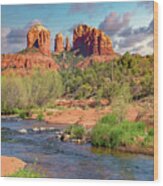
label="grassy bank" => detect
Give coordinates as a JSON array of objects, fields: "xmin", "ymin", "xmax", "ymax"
[
  {"xmin": 10, "ymin": 168, "xmax": 43, "ymax": 178},
  {"xmin": 91, "ymin": 114, "xmax": 154, "ymax": 151}
]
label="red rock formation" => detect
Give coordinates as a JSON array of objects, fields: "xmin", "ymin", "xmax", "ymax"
[
  {"xmin": 73, "ymin": 24, "xmax": 115, "ymax": 57},
  {"xmin": 65, "ymin": 37, "xmax": 71, "ymax": 51},
  {"xmin": 2, "ymin": 52, "xmax": 59, "ymax": 75},
  {"xmin": 54, "ymin": 33, "xmax": 64, "ymax": 53},
  {"xmin": 27, "ymin": 24, "xmax": 51, "ymax": 56}
]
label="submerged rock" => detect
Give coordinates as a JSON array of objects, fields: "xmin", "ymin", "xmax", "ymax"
[{"xmin": 18, "ymin": 128, "xmax": 28, "ymax": 134}]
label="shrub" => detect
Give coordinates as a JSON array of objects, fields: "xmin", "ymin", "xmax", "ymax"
[
  {"xmin": 1, "ymin": 70, "xmax": 63, "ymax": 114},
  {"xmin": 60, "ymin": 53, "xmax": 154, "ymax": 101},
  {"xmin": 65, "ymin": 124, "xmax": 85, "ymax": 139},
  {"xmin": 91, "ymin": 114, "xmax": 149, "ymax": 148},
  {"xmin": 19, "ymin": 111, "xmax": 28, "ymax": 119},
  {"xmin": 37, "ymin": 112, "xmax": 44, "ymax": 121},
  {"xmin": 10, "ymin": 168, "xmax": 43, "ymax": 178},
  {"xmin": 98, "ymin": 114, "xmax": 118, "ymax": 125},
  {"xmin": 111, "ymin": 83, "xmax": 132, "ymax": 122},
  {"xmin": 1, "ymin": 76, "xmax": 28, "ymax": 113}
]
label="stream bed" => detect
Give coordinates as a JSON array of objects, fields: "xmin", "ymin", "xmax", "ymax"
[{"xmin": 1, "ymin": 119, "xmax": 154, "ymax": 180}]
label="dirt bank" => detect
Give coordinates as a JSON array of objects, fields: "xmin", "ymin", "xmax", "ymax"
[
  {"xmin": 1, "ymin": 156, "xmax": 26, "ymax": 177},
  {"xmin": 32, "ymin": 107, "xmax": 112, "ymax": 128}
]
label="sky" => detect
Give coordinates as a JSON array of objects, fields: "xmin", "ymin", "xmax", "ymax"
[{"xmin": 1, "ymin": 1, "xmax": 154, "ymax": 55}]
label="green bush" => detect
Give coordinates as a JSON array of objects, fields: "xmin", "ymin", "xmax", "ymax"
[
  {"xmin": 37, "ymin": 112, "xmax": 44, "ymax": 121},
  {"xmin": 10, "ymin": 168, "xmax": 43, "ymax": 178},
  {"xmin": 65, "ymin": 124, "xmax": 85, "ymax": 139},
  {"xmin": 98, "ymin": 114, "xmax": 118, "ymax": 125},
  {"xmin": 60, "ymin": 53, "xmax": 154, "ymax": 101},
  {"xmin": 1, "ymin": 70, "xmax": 63, "ymax": 114},
  {"xmin": 91, "ymin": 114, "xmax": 150, "ymax": 148},
  {"xmin": 19, "ymin": 111, "xmax": 28, "ymax": 119}
]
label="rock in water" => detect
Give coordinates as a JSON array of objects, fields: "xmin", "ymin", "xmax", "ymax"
[
  {"xmin": 27, "ymin": 24, "xmax": 51, "ymax": 56},
  {"xmin": 73, "ymin": 24, "xmax": 115, "ymax": 57},
  {"xmin": 54, "ymin": 33, "xmax": 64, "ymax": 53},
  {"xmin": 18, "ymin": 128, "xmax": 28, "ymax": 134},
  {"xmin": 65, "ymin": 37, "xmax": 71, "ymax": 51}
]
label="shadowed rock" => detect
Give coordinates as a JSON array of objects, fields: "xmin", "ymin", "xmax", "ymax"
[{"xmin": 73, "ymin": 24, "xmax": 115, "ymax": 57}]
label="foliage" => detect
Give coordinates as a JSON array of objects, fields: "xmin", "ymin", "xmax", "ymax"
[
  {"xmin": 61, "ymin": 53, "xmax": 154, "ymax": 101},
  {"xmin": 1, "ymin": 70, "xmax": 63, "ymax": 114},
  {"xmin": 52, "ymin": 51, "xmax": 84, "ymax": 68},
  {"xmin": 18, "ymin": 47, "xmax": 39, "ymax": 54},
  {"xmin": 111, "ymin": 83, "xmax": 132, "ymax": 122},
  {"xmin": 9, "ymin": 168, "xmax": 43, "ymax": 178},
  {"xmin": 98, "ymin": 114, "xmax": 118, "ymax": 125},
  {"xmin": 65, "ymin": 124, "xmax": 85, "ymax": 139},
  {"xmin": 19, "ymin": 111, "xmax": 29, "ymax": 119},
  {"xmin": 91, "ymin": 114, "xmax": 153, "ymax": 148},
  {"xmin": 37, "ymin": 112, "xmax": 44, "ymax": 121},
  {"xmin": 2, "ymin": 52, "xmax": 154, "ymax": 118}
]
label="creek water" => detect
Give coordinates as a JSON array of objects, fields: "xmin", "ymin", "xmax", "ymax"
[{"xmin": 1, "ymin": 119, "xmax": 154, "ymax": 180}]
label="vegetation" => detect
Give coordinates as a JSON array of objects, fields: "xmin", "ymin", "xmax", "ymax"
[
  {"xmin": 61, "ymin": 53, "xmax": 154, "ymax": 101},
  {"xmin": 1, "ymin": 70, "xmax": 63, "ymax": 114},
  {"xmin": 18, "ymin": 47, "xmax": 39, "ymax": 54},
  {"xmin": 36, "ymin": 112, "xmax": 44, "ymax": 121},
  {"xmin": 65, "ymin": 124, "xmax": 85, "ymax": 139},
  {"xmin": 9, "ymin": 168, "xmax": 43, "ymax": 178},
  {"xmin": 91, "ymin": 114, "xmax": 153, "ymax": 148},
  {"xmin": 52, "ymin": 51, "xmax": 84, "ymax": 68}
]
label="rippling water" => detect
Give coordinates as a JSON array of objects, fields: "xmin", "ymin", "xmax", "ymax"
[{"xmin": 1, "ymin": 119, "xmax": 154, "ymax": 180}]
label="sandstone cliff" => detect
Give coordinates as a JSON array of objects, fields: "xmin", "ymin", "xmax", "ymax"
[
  {"xmin": 73, "ymin": 24, "xmax": 115, "ymax": 57},
  {"xmin": 27, "ymin": 24, "xmax": 51, "ymax": 56}
]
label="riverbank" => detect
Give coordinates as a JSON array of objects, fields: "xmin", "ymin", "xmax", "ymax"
[
  {"xmin": 1, "ymin": 101, "xmax": 154, "ymax": 157},
  {"xmin": 1, "ymin": 156, "xmax": 26, "ymax": 177},
  {"xmin": 1, "ymin": 119, "xmax": 154, "ymax": 180},
  {"xmin": 1, "ymin": 110, "xmax": 154, "ymax": 156}
]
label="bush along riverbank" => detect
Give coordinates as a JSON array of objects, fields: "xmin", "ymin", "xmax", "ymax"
[{"xmin": 59, "ymin": 114, "xmax": 154, "ymax": 155}]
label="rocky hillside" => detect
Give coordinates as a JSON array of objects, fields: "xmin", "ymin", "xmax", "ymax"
[{"xmin": 2, "ymin": 49, "xmax": 59, "ymax": 75}]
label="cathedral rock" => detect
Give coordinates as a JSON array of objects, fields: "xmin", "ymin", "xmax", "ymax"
[
  {"xmin": 73, "ymin": 24, "xmax": 115, "ymax": 57},
  {"xmin": 27, "ymin": 24, "xmax": 51, "ymax": 56}
]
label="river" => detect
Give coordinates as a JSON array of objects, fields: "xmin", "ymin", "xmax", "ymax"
[{"xmin": 1, "ymin": 119, "xmax": 154, "ymax": 180}]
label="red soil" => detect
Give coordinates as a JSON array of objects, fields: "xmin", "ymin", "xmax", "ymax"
[{"xmin": 1, "ymin": 156, "xmax": 26, "ymax": 177}]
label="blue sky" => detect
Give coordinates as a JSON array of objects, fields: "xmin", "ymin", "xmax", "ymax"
[{"xmin": 1, "ymin": 1, "xmax": 154, "ymax": 55}]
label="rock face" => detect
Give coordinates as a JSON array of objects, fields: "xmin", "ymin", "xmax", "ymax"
[
  {"xmin": 2, "ymin": 52, "xmax": 59, "ymax": 75},
  {"xmin": 27, "ymin": 24, "xmax": 51, "ymax": 56},
  {"xmin": 73, "ymin": 24, "xmax": 115, "ymax": 57},
  {"xmin": 65, "ymin": 37, "xmax": 71, "ymax": 51},
  {"xmin": 54, "ymin": 33, "xmax": 64, "ymax": 53}
]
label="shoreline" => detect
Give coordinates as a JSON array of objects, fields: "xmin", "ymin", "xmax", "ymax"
[
  {"xmin": 1, "ymin": 156, "xmax": 27, "ymax": 177},
  {"xmin": 1, "ymin": 115, "xmax": 154, "ymax": 156}
]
